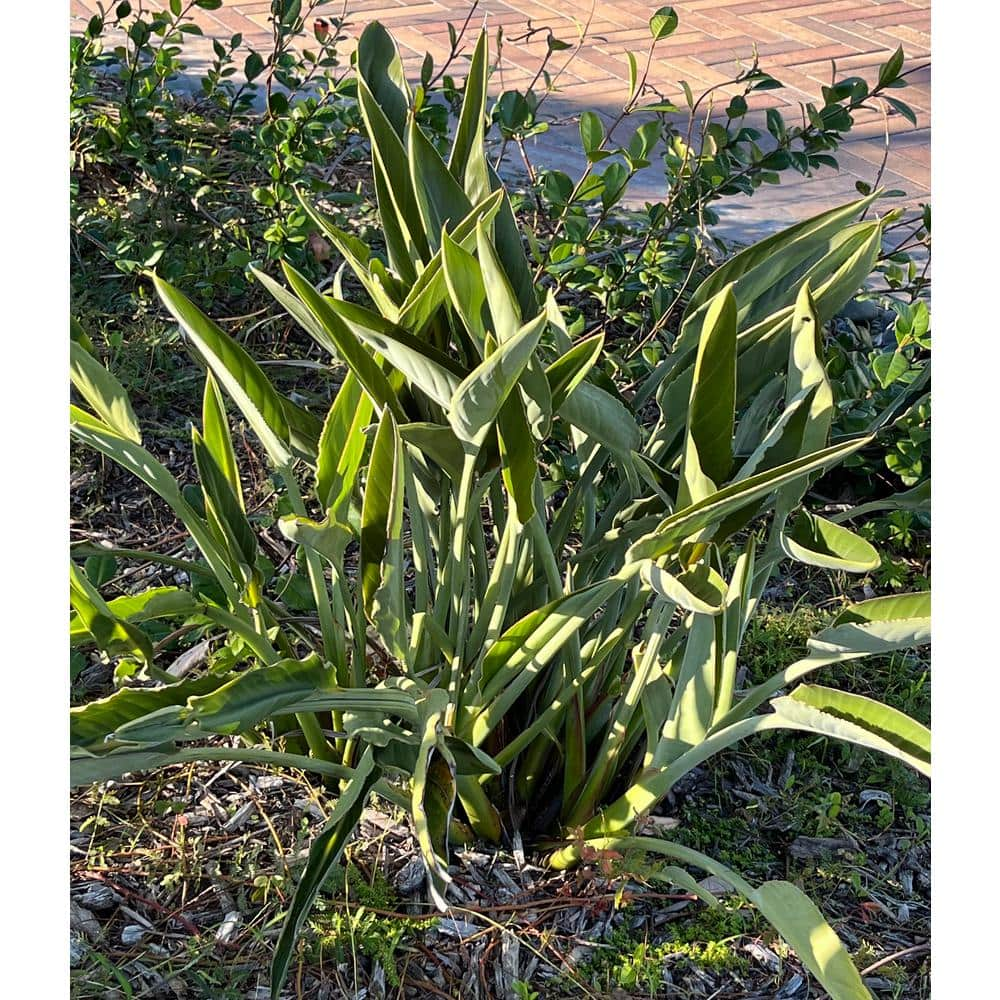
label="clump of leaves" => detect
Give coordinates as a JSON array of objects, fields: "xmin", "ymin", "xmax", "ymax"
[
  {"xmin": 71, "ymin": 0, "xmax": 367, "ymax": 312},
  {"xmin": 70, "ymin": 23, "xmax": 930, "ymax": 1000},
  {"xmin": 307, "ymin": 866, "xmax": 425, "ymax": 987},
  {"xmin": 577, "ymin": 909, "xmax": 750, "ymax": 996},
  {"xmin": 510, "ymin": 8, "xmax": 924, "ymax": 353}
]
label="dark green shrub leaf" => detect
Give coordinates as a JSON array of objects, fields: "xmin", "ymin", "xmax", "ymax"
[
  {"xmin": 579, "ymin": 110, "xmax": 604, "ymax": 154},
  {"xmin": 649, "ymin": 6, "xmax": 679, "ymax": 40}
]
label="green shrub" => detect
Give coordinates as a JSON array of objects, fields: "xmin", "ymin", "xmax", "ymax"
[
  {"xmin": 69, "ymin": 22, "xmax": 930, "ymax": 1000},
  {"xmin": 71, "ymin": 0, "xmax": 369, "ymax": 310}
]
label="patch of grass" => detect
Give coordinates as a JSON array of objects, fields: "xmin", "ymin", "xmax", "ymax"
[
  {"xmin": 671, "ymin": 806, "xmax": 780, "ymax": 878},
  {"xmin": 667, "ymin": 900, "xmax": 760, "ymax": 946},
  {"xmin": 741, "ymin": 602, "xmax": 832, "ymax": 681},
  {"xmin": 307, "ymin": 865, "xmax": 429, "ymax": 987},
  {"xmin": 570, "ymin": 902, "xmax": 753, "ymax": 997}
]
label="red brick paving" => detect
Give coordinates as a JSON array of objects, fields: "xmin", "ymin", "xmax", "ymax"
[{"xmin": 71, "ymin": 0, "xmax": 930, "ymax": 228}]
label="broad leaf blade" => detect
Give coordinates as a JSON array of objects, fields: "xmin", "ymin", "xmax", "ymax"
[
  {"xmin": 409, "ymin": 118, "xmax": 472, "ymax": 251},
  {"xmin": 751, "ymin": 880, "xmax": 873, "ymax": 1000},
  {"xmin": 70, "ymin": 341, "xmax": 142, "ymax": 444},
  {"xmin": 781, "ymin": 512, "xmax": 880, "ymax": 573},
  {"xmin": 560, "ymin": 837, "xmax": 873, "ymax": 1000},
  {"xmin": 642, "ymin": 561, "xmax": 728, "ymax": 615},
  {"xmin": 628, "ymin": 437, "xmax": 871, "ymax": 562},
  {"xmin": 559, "ymin": 380, "xmax": 642, "ymax": 457},
  {"xmin": 155, "ymin": 275, "xmax": 292, "ymax": 468},
  {"xmin": 546, "ymin": 333, "xmax": 605, "ymax": 410},
  {"xmin": 810, "ymin": 592, "xmax": 931, "ymax": 655},
  {"xmin": 316, "ymin": 371, "xmax": 373, "ymax": 521},
  {"xmin": 772, "ymin": 685, "xmax": 930, "ymax": 776},
  {"xmin": 678, "ymin": 285, "xmax": 737, "ymax": 506},
  {"xmin": 71, "ymin": 587, "xmax": 201, "ymax": 647},
  {"xmin": 202, "ymin": 372, "xmax": 243, "ymax": 507},
  {"xmin": 192, "ymin": 428, "xmax": 257, "ymax": 572},
  {"xmin": 449, "ymin": 314, "xmax": 545, "ymax": 447},
  {"xmin": 361, "ymin": 410, "xmax": 401, "ymax": 615},
  {"xmin": 279, "ymin": 262, "xmax": 404, "ymax": 420},
  {"xmin": 448, "ymin": 30, "xmax": 490, "ymax": 202},
  {"xmin": 356, "ymin": 22, "xmax": 411, "ymax": 137}
]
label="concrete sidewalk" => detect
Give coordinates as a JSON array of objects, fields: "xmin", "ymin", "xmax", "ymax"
[{"xmin": 71, "ymin": 0, "xmax": 930, "ymax": 235}]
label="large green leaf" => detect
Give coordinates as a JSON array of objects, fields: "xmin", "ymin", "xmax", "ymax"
[
  {"xmin": 586, "ymin": 664, "xmax": 930, "ymax": 840},
  {"xmin": 396, "ymin": 189, "xmax": 504, "ymax": 334},
  {"xmin": 772, "ymin": 685, "xmax": 930, "ymax": 776},
  {"xmin": 279, "ymin": 395, "xmax": 323, "ymax": 464},
  {"xmin": 752, "ymin": 881, "xmax": 873, "ymax": 999},
  {"xmin": 678, "ymin": 285, "xmax": 737, "ymax": 506},
  {"xmin": 732, "ymin": 385, "xmax": 820, "ymax": 484},
  {"xmin": 713, "ymin": 539, "xmax": 755, "ymax": 723},
  {"xmin": 316, "ymin": 371, "xmax": 373, "ymax": 521},
  {"xmin": 360, "ymin": 410, "xmax": 401, "ymax": 615},
  {"xmin": 398, "ymin": 421, "xmax": 465, "ymax": 479},
  {"xmin": 202, "ymin": 372, "xmax": 243, "ymax": 508},
  {"xmin": 829, "ymin": 479, "xmax": 930, "ymax": 523},
  {"xmin": 71, "ymin": 587, "xmax": 201, "ymax": 646},
  {"xmin": 69, "ymin": 562, "xmax": 153, "ymax": 665},
  {"xmin": 357, "ymin": 75, "xmax": 427, "ymax": 273},
  {"xmin": 773, "ymin": 281, "xmax": 834, "ymax": 516},
  {"xmin": 712, "ymin": 591, "xmax": 931, "ymax": 730},
  {"xmin": 628, "ymin": 437, "xmax": 870, "ymax": 562},
  {"xmin": 449, "ymin": 314, "xmax": 545, "ymax": 447},
  {"xmin": 410, "ymin": 704, "xmax": 456, "ymax": 908},
  {"xmin": 101, "ymin": 658, "xmax": 422, "ymax": 748},
  {"xmin": 682, "ymin": 195, "xmax": 879, "ymax": 340},
  {"xmin": 155, "ymin": 275, "xmax": 292, "ymax": 468},
  {"xmin": 72, "ymin": 744, "xmax": 355, "ymax": 789},
  {"xmin": 192, "ymin": 427, "xmax": 257, "ymax": 573},
  {"xmin": 781, "ymin": 511, "xmax": 879, "ymax": 573},
  {"xmin": 278, "ymin": 513, "xmax": 352, "ymax": 565},
  {"xmin": 251, "ymin": 264, "xmax": 346, "ymax": 354},
  {"xmin": 70, "ymin": 341, "xmax": 141, "ymax": 444},
  {"xmin": 448, "ymin": 29, "xmax": 490, "ymax": 203},
  {"xmin": 644, "ymin": 217, "xmax": 881, "ymax": 426},
  {"xmin": 559, "ymin": 380, "xmax": 642, "ymax": 456},
  {"xmin": 70, "ymin": 406, "xmax": 238, "ymax": 603},
  {"xmin": 110, "ymin": 657, "xmax": 333, "ymax": 744},
  {"xmin": 370, "ymin": 413, "xmax": 408, "ymax": 662},
  {"xmin": 356, "ymin": 21, "xmax": 411, "ymax": 137},
  {"xmin": 441, "ymin": 228, "xmax": 488, "ymax": 343},
  {"xmin": 278, "ymin": 262, "xmax": 404, "ymax": 420},
  {"xmin": 786, "ymin": 283, "xmax": 831, "ymax": 421},
  {"xmin": 663, "ymin": 611, "xmax": 718, "ymax": 747},
  {"xmin": 355, "ymin": 22, "xmax": 427, "ymax": 278},
  {"xmin": 70, "ymin": 542, "xmax": 206, "ymax": 578},
  {"xmin": 71, "ymin": 671, "xmax": 233, "ymax": 751},
  {"xmin": 324, "ymin": 297, "xmax": 465, "ymax": 408},
  {"xmin": 466, "ymin": 515, "xmax": 520, "ymax": 660},
  {"xmin": 546, "ymin": 333, "xmax": 605, "ymax": 409},
  {"xmin": 733, "ymin": 375, "xmax": 784, "ymax": 456},
  {"xmin": 810, "ymin": 592, "xmax": 931, "ymax": 655},
  {"xmin": 641, "ymin": 561, "xmax": 727, "ymax": 615},
  {"xmin": 475, "ymin": 219, "xmax": 521, "ymax": 341},
  {"xmin": 409, "ymin": 118, "xmax": 473, "ymax": 250},
  {"xmin": 496, "ymin": 392, "xmax": 538, "ymax": 523},
  {"xmin": 486, "ymin": 175, "xmax": 537, "ymax": 320}
]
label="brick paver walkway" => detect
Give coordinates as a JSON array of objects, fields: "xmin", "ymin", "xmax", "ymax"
[{"xmin": 71, "ymin": 0, "xmax": 930, "ymax": 235}]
